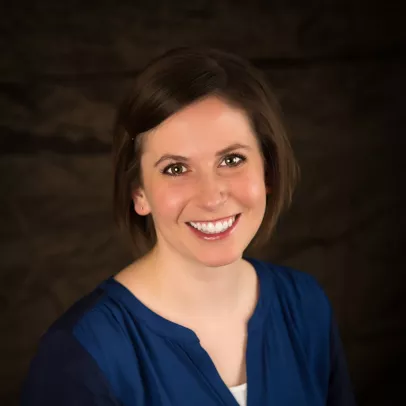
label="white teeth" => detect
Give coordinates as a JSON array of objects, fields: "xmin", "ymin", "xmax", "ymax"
[{"xmin": 189, "ymin": 216, "xmax": 237, "ymax": 234}]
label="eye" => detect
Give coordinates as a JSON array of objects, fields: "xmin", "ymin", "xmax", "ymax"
[
  {"xmin": 161, "ymin": 163, "xmax": 188, "ymax": 176},
  {"xmin": 220, "ymin": 153, "xmax": 246, "ymax": 167}
]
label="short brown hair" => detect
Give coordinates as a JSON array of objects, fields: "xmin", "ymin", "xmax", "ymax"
[{"xmin": 112, "ymin": 46, "xmax": 299, "ymax": 259}]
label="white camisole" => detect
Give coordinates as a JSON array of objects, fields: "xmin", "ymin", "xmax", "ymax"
[{"xmin": 229, "ymin": 382, "xmax": 247, "ymax": 406}]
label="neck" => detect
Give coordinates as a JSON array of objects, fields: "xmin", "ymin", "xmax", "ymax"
[{"xmin": 134, "ymin": 245, "xmax": 254, "ymax": 322}]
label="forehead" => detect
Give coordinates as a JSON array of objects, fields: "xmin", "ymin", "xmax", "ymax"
[{"xmin": 142, "ymin": 96, "xmax": 257, "ymax": 154}]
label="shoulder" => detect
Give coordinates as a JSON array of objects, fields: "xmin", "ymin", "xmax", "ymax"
[
  {"xmin": 249, "ymin": 259, "xmax": 357, "ymax": 403},
  {"xmin": 271, "ymin": 262, "xmax": 329, "ymax": 309},
  {"xmin": 22, "ymin": 283, "xmax": 127, "ymax": 404},
  {"xmin": 22, "ymin": 287, "xmax": 121, "ymax": 404},
  {"xmin": 248, "ymin": 257, "xmax": 332, "ymax": 330},
  {"xmin": 249, "ymin": 257, "xmax": 329, "ymax": 304},
  {"xmin": 46, "ymin": 281, "xmax": 135, "ymax": 377},
  {"xmin": 40, "ymin": 282, "xmax": 126, "ymax": 347},
  {"xmin": 27, "ymin": 282, "xmax": 129, "ymax": 378},
  {"xmin": 26, "ymin": 282, "xmax": 119, "ymax": 363}
]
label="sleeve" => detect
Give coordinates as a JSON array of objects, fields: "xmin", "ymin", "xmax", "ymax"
[
  {"xmin": 21, "ymin": 329, "xmax": 121, "ymax": 406},
  {"xmin": 326, "ymin": 317, "xmax": 357, "ymax": 406}
]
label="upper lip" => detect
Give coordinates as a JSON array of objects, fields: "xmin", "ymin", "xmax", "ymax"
[{"xmin": 187, "ymin": 214, "xmax": 239, "ymax": 223}]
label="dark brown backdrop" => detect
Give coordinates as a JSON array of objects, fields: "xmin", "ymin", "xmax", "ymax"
[{"xmin": 1, "ymin": 2, "xmax": 405, "ymax": 405}]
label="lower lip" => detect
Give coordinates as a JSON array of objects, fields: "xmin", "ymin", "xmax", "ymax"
[{"xmin": 186, "ymin": 214, "xmax": 241, "ymax": 241}]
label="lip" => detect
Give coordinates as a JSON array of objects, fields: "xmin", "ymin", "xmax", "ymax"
[{"xmin": 186, "ymin": 213, "xmax": 241, "ymax": 241}]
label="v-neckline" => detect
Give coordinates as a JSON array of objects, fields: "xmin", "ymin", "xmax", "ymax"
[{"xmin": 100, "ymin": 256, "xmax": 273, "ymax": 406}]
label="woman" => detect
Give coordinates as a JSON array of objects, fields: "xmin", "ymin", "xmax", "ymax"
[{"xmin": 22, "ymin": 47, "xmax": 356, "ymax": 405}]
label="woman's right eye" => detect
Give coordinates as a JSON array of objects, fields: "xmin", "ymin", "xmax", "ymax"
[{"xmin": 161, "ymin": 163, "xmax": 188, "ymax": 176}]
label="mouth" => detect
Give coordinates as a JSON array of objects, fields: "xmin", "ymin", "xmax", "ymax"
[{"xmin": 186, "ymin": 213, "xmax": 241, "ymax": 237}]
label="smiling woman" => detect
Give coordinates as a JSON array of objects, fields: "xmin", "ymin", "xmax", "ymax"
[
  {"xmin": 113, "ymin": 47, "xmax": 299, "ymax": 260},
  {"xmin": 125, "ymin": 95, "xmax": 270, "ymax": 268},
  {"xmin": 21, "ymin": 47, "xmax": 357, "ymax": 406}
]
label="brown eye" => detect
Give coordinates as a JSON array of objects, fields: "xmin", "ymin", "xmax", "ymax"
[
  {"xmin": 162, "ymin": 163, "xmax": 187, "ymax": 176},
  {"xmin": 220, "ymin": 154, "xmax": 246, "ymax": 167}
]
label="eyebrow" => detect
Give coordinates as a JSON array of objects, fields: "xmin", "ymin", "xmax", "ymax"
[{"xmin": 153, "ymin": 143, "xmax": 252, "ymax": 167}]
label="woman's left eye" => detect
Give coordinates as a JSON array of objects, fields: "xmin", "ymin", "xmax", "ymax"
[{"xmin": 220, "ymin": 154, "xmax": 246, "ymax": 167}]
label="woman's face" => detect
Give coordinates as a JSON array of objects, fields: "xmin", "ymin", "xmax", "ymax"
[{"xmin": 133, "ymin": 96, "xmax": 267, "ymax": 267}]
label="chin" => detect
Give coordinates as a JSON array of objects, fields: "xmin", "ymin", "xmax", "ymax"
[{"xmin": 193, "ymin": 250, "xmax": 242, "ymax": 268}]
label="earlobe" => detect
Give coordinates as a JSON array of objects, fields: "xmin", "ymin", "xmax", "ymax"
[
  {"xmin": 133, "ymin": 199, "xmax": 150, "ymax": 216},
  {"xmin": 131, "ymin": 189, "xmax": 150, "ymax": 216}
]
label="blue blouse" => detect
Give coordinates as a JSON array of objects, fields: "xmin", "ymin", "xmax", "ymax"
[{"xmin": 21, "ymin": 257, "xmax": 356, "ymax": 405}]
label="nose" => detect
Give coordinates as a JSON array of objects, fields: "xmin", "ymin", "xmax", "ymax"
[{"xmin": 194, "ymin": 174, "xmax": 227, "ymax": 211}]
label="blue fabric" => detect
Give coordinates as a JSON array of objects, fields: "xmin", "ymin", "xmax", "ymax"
[{"xmin": 21, "ymin": 257, "xmax": 356, "ymax": 405}]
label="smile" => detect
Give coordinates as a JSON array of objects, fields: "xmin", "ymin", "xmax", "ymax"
[{"xmin": 187, "ymin": 214, "xmax": 239, "ymax": 234}]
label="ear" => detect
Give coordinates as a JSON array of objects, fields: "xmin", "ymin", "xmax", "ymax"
[{"xmin": 131, "ymin": 187, "xmax": 151, "ymax": 216}]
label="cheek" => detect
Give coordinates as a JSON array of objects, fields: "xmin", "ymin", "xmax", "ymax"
[
  {"xmin": 233, "ymin": 170, "xmax": 267, "ymax": 206},
  {"xmin": 149, "ymin": 183, "xmax": 187, "ymax": 218}
]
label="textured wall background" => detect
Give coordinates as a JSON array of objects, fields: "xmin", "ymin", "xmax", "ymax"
[{"xmin": 1, "ymin": 2, "xmax": 405, "ymax": 405}]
